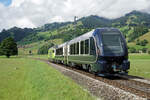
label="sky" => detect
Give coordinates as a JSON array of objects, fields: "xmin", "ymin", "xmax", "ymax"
[
  {"xmin": 0, "ymin": 0, "xmax": 150, "ymax": 31},
  {"xmin": 0, "ymin": 0, "xmax": 11, "ymax": 6}
]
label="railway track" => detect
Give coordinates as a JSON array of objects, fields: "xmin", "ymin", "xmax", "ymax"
[
  {"xmin": 65, "ymin": 66, "xmax": 150, "ymax": 99},
  {"xmin": 34, "ymin": 58, "xmax": 150, "ymax": 99}
]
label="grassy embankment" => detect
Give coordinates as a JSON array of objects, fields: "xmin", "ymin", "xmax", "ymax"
[{"xmin": 0, "ymin": 56, "xmax": 95, "ymax": 100}]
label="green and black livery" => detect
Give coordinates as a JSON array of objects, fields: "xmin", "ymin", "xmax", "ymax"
[{"xmin": 48, "ymin": 28, "xmax": 130, "ymax": 75}]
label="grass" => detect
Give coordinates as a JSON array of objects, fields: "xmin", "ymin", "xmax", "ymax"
[
  {"xmin": 28, "ymin": 55, "xmax": 48, "ymax": 60},
  {"xmin": 129, "ymin": 54, "xmax": 150, "ymax": 79},
  {"xmin": 0, "ymin": 57, "xmax": 95, "ymax": 100}
]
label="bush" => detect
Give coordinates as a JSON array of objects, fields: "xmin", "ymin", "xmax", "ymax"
[
  {"xmin": 140, "ymin": 39, "xmax": 148, "ymax": 46},
  {"xmin": 0, "ymin": 37, "xmax": 18, "ymax": 58},
  {"xmin": 136, "ymin": 39, "xmax": 148, "ymax": 46},
  {"xmin": 141, "ymin": 48, "xmax": 148, "ymax": 53},
  {"xmin": 129, "ymin": 47, "xmax": 137, "ymax": 53},
  {"xmin": 29, "ymin": 50, "xmax": 32, "ymax": 55},
  {"xmin": 136, "ymin": 39, "xmax": 140, "ymax": 45},
  {"xmin": 148, "ymin": 49, "xmax": 150, "ymax": 54}
]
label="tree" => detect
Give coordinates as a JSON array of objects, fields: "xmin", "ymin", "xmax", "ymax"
[
  {"xmin": 136, "ymin": 39, "xmax": 140, "ymax": 45},
  {"xmin": 128, "ymin": 26, "xmax": 149, "ymax": 42},
  {"xmin": 0, "ymin": 37, "xmax": 18, "ymax": 58},
  {"xmin": 141, "ymin": 48, "xmax": 147, "ymax": 53},
  {"xmin": 148, "ymin": 49, "xmax": 150, "ymax": 54},
  {"xmin": 29, "ymin": 50, "xmax": 32, "ymax": 55}
]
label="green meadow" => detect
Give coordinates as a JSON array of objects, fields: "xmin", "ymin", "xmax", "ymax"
[
  {"xmin": 0, "ymin": 53, "xmax": 150, "ymax": 100},
  {"xmin": 0, "ymin": 56, "xmax": 95, "ymax": 100},
  {"xmin": 129, "ymin": 54, "xmax": 150, "ymax": 79}
]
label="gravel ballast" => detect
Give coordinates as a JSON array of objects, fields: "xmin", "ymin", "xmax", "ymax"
[{"xmin": 48, "ymin": 62, "xmax": 146, "ymax": 100}]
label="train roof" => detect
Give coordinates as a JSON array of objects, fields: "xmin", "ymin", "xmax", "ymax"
[
  {"xmin": 68, "ymin": 28, "xmax": 120, "ymax": 45},
  {"xmin": 51, "ymin": 27, "xmax": 120, "ymax": 49},
  {"xmin": 68, "ymin": 29, "xmax": 95, "ymax": 45},
  {"xmin": 57, "ymin": 42, "xmax": 68, "ymax": 48}
]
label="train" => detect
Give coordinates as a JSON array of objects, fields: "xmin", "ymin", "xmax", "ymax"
[{"xmin": 48, "ymin": 28, "xmax": 130, "ymax": 76}]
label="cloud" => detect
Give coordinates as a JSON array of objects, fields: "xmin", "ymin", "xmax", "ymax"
[
  {"xmin": 16, "ymin": 17, "xmax": 35, "ymax": 28},
  {"xmin": 0, "ymin": 0, "xmax": 150, "ymax": 31}
]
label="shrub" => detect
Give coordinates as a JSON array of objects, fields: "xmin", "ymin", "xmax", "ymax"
[
  {"xmin": 0, "ymin": 37, "xmax": 18, "ymax": 58},
  {"xmin": 136, "ymin": 39, "xmax": 148, "ymax": 46},
  {"xmin": 148, "ymin": 49, "xmax": 150, "ymax": 54},
  {"xmin": 140, "ymin": 39, "xmax": 148, "ymax": 46},
  {"xmin": 141, "ymin": 48, "xmax": 148, "ymax": 53},
  {"xmin": 136, "ymin": 39, "xmax": 140, "ymax": 45},
  {"xmin": 129, "ymin": 47, "xmax": 137, "ymax": 53}
]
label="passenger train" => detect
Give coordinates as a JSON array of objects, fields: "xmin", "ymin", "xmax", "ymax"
[{"xmin": 48, "ymin": 28, "xmax": 130, "ymax": 75}]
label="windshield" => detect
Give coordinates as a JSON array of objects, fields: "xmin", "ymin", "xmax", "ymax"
[{"xmin": 101, "ymin": 31, "xmax": 124, "ymax": 55}]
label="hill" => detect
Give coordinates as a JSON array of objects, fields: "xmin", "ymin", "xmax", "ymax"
[
  {"xmin": 0, "ymin": 27, "xmax": 35, "ymax": 42},
  {"xmin": 128, "ymin": 31, "xmax": 150, "ymax": 50},
  {"xmin": 0, "ymin": 10, "xmax": 150, "ymax": 54},
  {"xmin": 139, "ymin": 31, "xmax": 150, "ymax": 45}
]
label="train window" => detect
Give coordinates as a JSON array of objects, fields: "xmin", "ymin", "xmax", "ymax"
[
  {"xmin": 75, "ymin": 42, "xmax": 79, "ymax": 54},
  {"xmin": 56, "ymin": 48, "xmax": 63, "ymax": 55},
  {"xmin": 80, "ymin": 41, "xmax": 84, "ymax": 54},
  {"xmin": 90, "ymin": 37, "xmax": 96, "ymax": 55},
  {"xmin": 77, "ymin": 42, "xmax": 79, "ymax": 54},
  {"xmin": 70, "ymin": 44, "xmax": 76, "ymax": 55},
  {"xmin": 56, "ymin": 48, "xmax": 59, "ymax": 55},
  {"xmin": 52, "ymin": 50, "xmax": 54, "ymax": 53},
  {"xmin": 75, "ymin": 43, "xmax": 77, "ymax": 54},
  {"xmin": 60, "ymin": 48, "xmax": 63, "ymax": 55},
  {"xmin": 70, "ymin": 44, "xmax": 73, "ymax": 55},
  {"xmin": 85, "ymin": 39, "xmax": 89, "ymax": 54},
  {"xmin": 72, "ymin": 44, "xmax": 73, "ymax": 55},
  {"xmin": 73, "ymin": 43, "xmax": 75, "ymax": 54},
  {"xmin": 72, "ymin": 44, "xmax": 74, "ymax": 54}
]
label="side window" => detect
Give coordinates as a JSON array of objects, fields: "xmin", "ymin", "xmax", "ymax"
[
  {"xmin": 73, "ymin": 43, "xmax": 75, "ymax": 54},
  {"xmin": 77, "ymin": 42, "xmax": 79, "ymax": 54},
  {"xmin": 56, "ymin": 49, "xmax": 59, "ymax": 55},
  {"xmin": 85, "ymin": 39, "xmax": 89, "ymax": 54},
  {"xmin": 70, "ymin": 44, "xmax": 76, "ymax": 55},
  {"xmin": 75, "ymin": 42, "xmax": 79, "ymax": 54},
  {"xmin": 80, "ymin": 41, "xmax": 84, "ymax": 54},
  {"xmin": 56, "ymin": 48, "xmax": 63, "ymax": 55},
  {"xmin": 70, "ymin": 44, "xmax": 73, "ymax": 55},
  {"xmin": 90, "ymin": 37, "xmax": 96, "ymax": 55},
  {"xmin": 60, "ymin": 48, "xmax": 63, "ymax": 55}
]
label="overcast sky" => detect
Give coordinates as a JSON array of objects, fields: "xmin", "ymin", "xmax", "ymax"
[{"xmin": 0, "ymin": 0, "xmax": 150, "ymax": 31}]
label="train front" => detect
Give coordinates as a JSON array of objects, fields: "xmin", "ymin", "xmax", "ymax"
[{"xmin": 95, "ymin": 28, "xmax": 130, "ymax": 74}]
